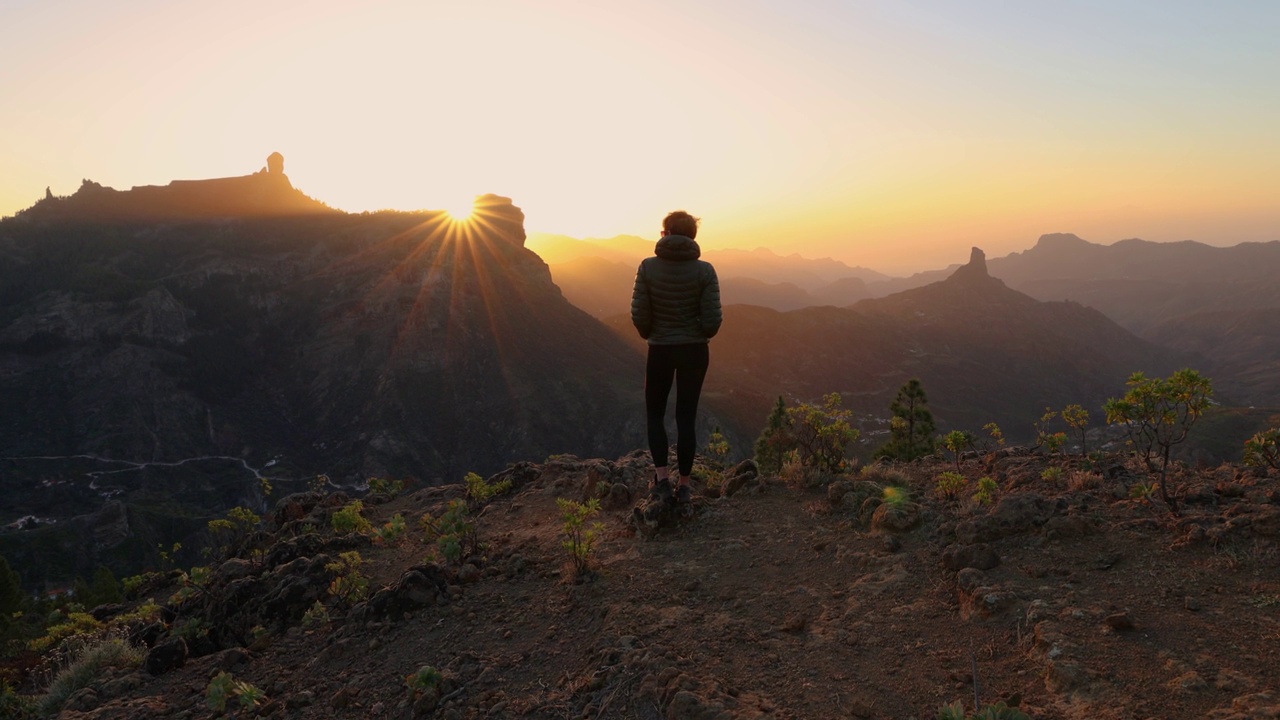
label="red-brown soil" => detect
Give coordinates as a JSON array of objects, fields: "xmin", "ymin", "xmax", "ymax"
[{"xmin": 46, "ymin": 451, "xmax": 1280, "ymax": 719}]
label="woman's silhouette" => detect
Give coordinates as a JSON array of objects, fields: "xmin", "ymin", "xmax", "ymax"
[{"xmin": 630, "ymin": 210, "xmax": 722, "ymax": 509}]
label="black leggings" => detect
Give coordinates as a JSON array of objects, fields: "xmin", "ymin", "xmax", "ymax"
[{"xmin": 645, "ymin": 343, "xmax": 710, "ymax": 477}]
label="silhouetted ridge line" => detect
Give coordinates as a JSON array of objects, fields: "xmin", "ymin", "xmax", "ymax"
[{"xmin": 12, "ymin": 153, "xmax": 337, "ymax": 223}]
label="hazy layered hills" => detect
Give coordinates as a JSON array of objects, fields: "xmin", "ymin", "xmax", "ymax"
[
  {"xmin": 548, "ymin": 231, "xmax": 1280, "ymax": 408},
  {"xmin": 528, "ymin": 234, "xmax": 885, "ymax": 318},
  {"xmin": 609, "ymin": 248, "xmax": 1185, "ymax": 437},
  {"xmin": 986, "ymin": 233, "xmax": 1280, "ymax": 405}
]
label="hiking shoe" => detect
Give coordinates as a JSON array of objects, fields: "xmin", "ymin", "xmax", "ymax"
[
  {"xmin": 675, "ymin": 484, "xmax": 693, "ymax": 505},
  {"xmin": 648, "ymin": 476, "xmax": 674, "ymax": 505}
]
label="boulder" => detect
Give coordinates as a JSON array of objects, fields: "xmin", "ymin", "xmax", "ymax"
[{"xmin": 144, "ymin": 637, "xmax": 188, "ymax": 675}]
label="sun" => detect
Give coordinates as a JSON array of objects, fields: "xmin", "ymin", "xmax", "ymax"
[{"xmin": 443, "ymin": 195, "xmax": 477, "ymax": 223}]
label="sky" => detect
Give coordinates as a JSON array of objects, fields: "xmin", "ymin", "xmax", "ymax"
[{"xmin": 2, "ymin": 0, "xmax": 1278, "ymax": 274}]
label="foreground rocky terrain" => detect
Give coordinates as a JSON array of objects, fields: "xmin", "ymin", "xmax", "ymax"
[{"xmin": 8, "ymin": 447, "xmax": 1280, "ymax": 720}]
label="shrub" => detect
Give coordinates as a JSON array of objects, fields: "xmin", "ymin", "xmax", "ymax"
[
  {"xmin": 208, "ymin": 506, "xmax": 261, "ymax": 559},
  {"xmin": 39, "ymin": 638, "xmax": 142, "ymax": 715},
  {"xmin": 557, "ymin": 498, "xmax": 605, "ymax": 578},
  {"xmin": 29, "ymin": 612, "xmax": 102, "ymax": 653},
  {"xmin": 1244, "ymin": 428, "xmax": 1280, "ymax": 470},
  {"xmin": 941, "ymin": 430, "xmax": 976, "ymax": 472},
  {"xmin": 207, "ymin": 671, "xmax": 266, "ymax": 715},
  {"xmin": 778, "ymin": 448, "xmax": 811, "ymax": 488},
  {"xmin": 301, "ymin": 601, "xmax": 330, "ymax": 628},
  {"xmin": 859, "ymin": 464, "xmax": 909, "ymax": 487},
  {"xmin": 325, "ymin": 552, "xmax": 370, "ymax": 607},
  {"xmin": 421, "ymin": 500, "xmax": 477, "ymax": 566},
  {"xmin": 980, "ymin": 422, "xmax": 1005, "ymax": 453},
  {"xmin": 705, "ymin": 426, "xmax": 731, "ymax": 469},
  {"xmin": 406, "ymin": 665, "xmax": 443, "ymax": 695},
  {"xmin": 331, "ymin": 501, "xmax": 372, "ymax": 535},
  {"xmin": 935, "ymin": 471, "xmax": 967, "ymax": 502},
  {"xmin": 973, "ymin": 476, "xmax": 998, "ymax": 505},
  {"xmin": 464, "ymin": 472, "xmax": 512, "ymax": 506},
  {"xmin": 1104, "ymin": 368, "xmax": 1213, "ymax": 514},
  {"xmin": 786, "ymin": 393, "xmax": 859, "ymax": 473},
  {"xmin": 168, "ymin": 565, "xmax": 212, "ymax": 606},
  {"xmin": 368, "ymin": 476, "xmax": 406, "ymax": 497},
  {"xmin": 1061, "ymin": 403, "xmax": 1091, "ymax": 457},
  {"xmin": 1041, "ymin": 466, "xmax": 1064, "ymax": 483},
  {"xmin": 373, "ymin": 514, "xmax": 407, "ymax": 546}
]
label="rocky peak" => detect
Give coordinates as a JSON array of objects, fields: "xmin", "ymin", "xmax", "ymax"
[
  {"xmin": 473, "ymin": 194, "xmax": 527, "ymax": 248},
  {"xmin": 946, "ymin": 246, "xmax": 994, "ymax": 286}
]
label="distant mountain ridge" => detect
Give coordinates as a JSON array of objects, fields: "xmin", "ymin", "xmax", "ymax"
[
  {"xmin": 649, "ymin": 247, "xmax": 1188, "ymax": 436},
  {"xmin": 12, "ymin": 152, "xmax": 336, "ymax": 223},
  {"xmin": 980, "ymin": 233, "xmax": 1280, "ymax": 405}
]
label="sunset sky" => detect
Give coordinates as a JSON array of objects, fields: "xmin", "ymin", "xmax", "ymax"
[{"xmin": 2, "ymin": 0, "xmax": 1277, "ymax": 273}]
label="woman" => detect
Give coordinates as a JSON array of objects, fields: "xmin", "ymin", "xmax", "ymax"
[{"xmin": 630, "ymin": 210, "xmax": 722, "ymax": 507}]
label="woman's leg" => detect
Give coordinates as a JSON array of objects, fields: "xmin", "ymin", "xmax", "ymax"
[
  {"xmin": 673, "ymin": 343, "xmax": 710, "ymax": 480},
  {"xmin": 645, "ymin": 345, "xmax": 676, "ymax": 478}
]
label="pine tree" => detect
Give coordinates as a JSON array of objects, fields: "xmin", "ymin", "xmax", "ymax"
[
  {"xmin": 877, "ymin": 379, "xmax": 936, "ymax": 461},
  {"xmin": 753, "ymin": 396, "xmax": 792, "ymax": 475}
]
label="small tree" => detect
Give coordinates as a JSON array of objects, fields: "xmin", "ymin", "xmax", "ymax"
[
  {"xmin": 705, "ymin": 427, "xmax": 731, "ymax": 469},
  {"xmin": 1104, "ymin": 369, "xmax": 1213, "ymax": 514},
  {"xmin": 557, "ymin": 498, "xmax": 605, "ymax": 578},
  {"xmin": 1244, "ymin": 428, "xmax": 1280, "ymax": 471},
  {"xmin": 753, "ymin": 396, "xmax": 792, "ymax": 475},
  {"xmin": 941, "ymin": 430, "xmax": 975, "ymax": 472},
  {"xmin": 877, "ymin": 379, "xmax": 936, "ymax": 461},
  {"xmin": 1061, "ymin": 404, "xmax": 1090, "ymax": 458}
]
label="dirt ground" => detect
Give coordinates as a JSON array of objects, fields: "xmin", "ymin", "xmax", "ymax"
[{"xmin": 47, "ymin": 449, "xmax": 1280, "ymax": 719}]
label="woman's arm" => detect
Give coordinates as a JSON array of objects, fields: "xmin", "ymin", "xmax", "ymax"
[{"xmin": 630, "ymin": 261, "xmax": 652, "ymax": 339}]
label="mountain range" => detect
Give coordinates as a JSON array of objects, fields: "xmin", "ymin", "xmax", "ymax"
[
  {"xmin": 0, "ymin": 160, "xmax": 1271, "ymax": 586},
  {"xmin": 544, "ymin": 231, "xmax": 1280, "ymax": 408}
]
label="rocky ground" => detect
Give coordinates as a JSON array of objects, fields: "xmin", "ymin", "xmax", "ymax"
[{"xmin": 19, "ymin": 448, "xmax": 1280, "ymax": 719}]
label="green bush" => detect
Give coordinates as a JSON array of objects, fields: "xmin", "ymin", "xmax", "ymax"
[
  {"xmin": 973, "ymin": 476, "xmax": 998, "ymax": 505},
  {"xmin": 405, "ymin": 665, "xmax": 443, "ymax": 695},
  {"xmin": 753, "ymin": 394, "xmax": 859, "ymax": 477},
  {"xmin": 421, "ymin": 500, "xmax": 477, "ymax": 566},
  {"xmin": 368, "ymin": 476, "xmax": 406, "ymax": 497},
  {"xmin": 941, "ymin": 430, "xmax": 975, "ymax": 472},
  {"xmin": 935, "ymin": 471, "xmax": 967, "ymax": 501},
  {"xmin": 465, "ymin": 471, "xmax": 512, "ymax": 505},
  {"xmin": 331, "ymin": 501, "xmax": 372, "ymax": 535},
  {"xmin": 373, "ymin": 514, "xmax": 407, "ymax": 546},
  {"xmin": 29, "ymin": 612, "xmax": 102, "ymax": 653},
  {"xmin": 325, "ymin": 552, "xmax": 369, "ymax": 607},
  {"xmin": 1244, "ymin": 428, "xmax": 1280, "ymax": 470},
  {"xmin": 557, "ymin": 498, "xmax": 605, "ymax": 577},
  {"xmin": 207, "ymin": 671, "xmax": 266, "ymax": 715}
]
